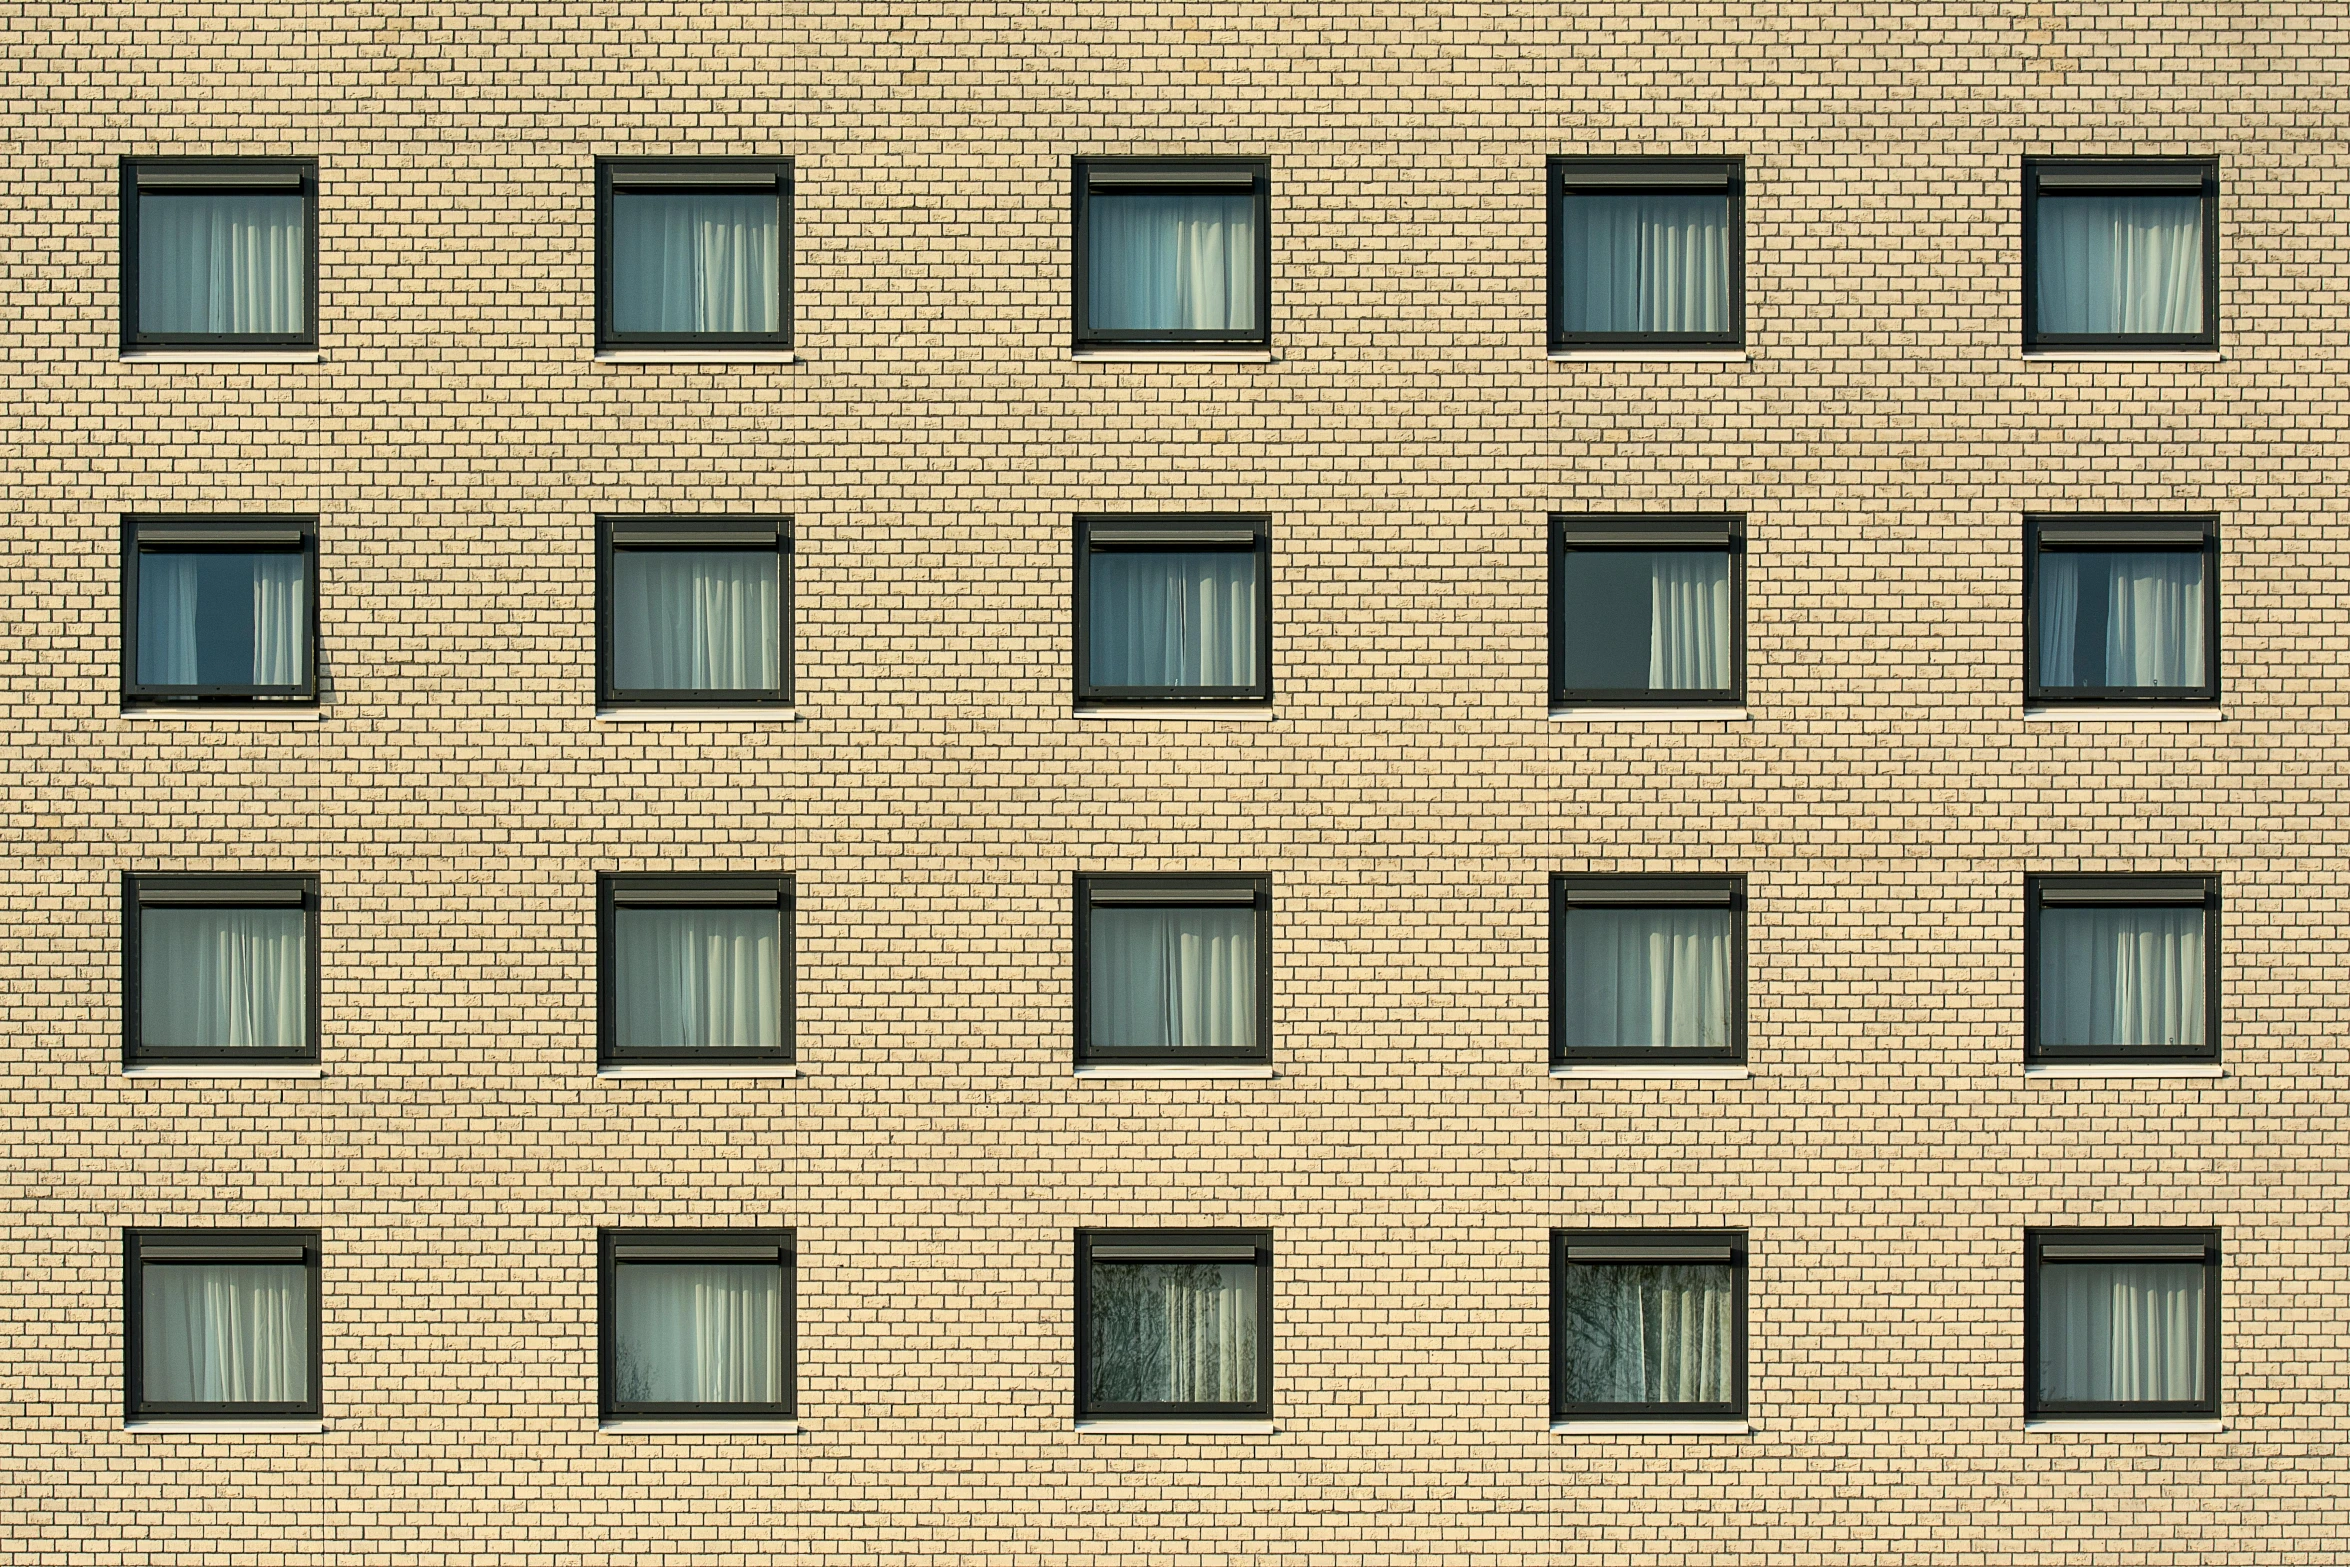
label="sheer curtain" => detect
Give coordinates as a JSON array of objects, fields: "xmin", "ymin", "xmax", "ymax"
[
  {"xmin": 250, "ymin": 555, "xmax": 306, "ymax": 685},
  {"xmin": 137, "ymin": 553, "xmax": 203, "ymax": 686},
  {"xmin": 1090, "ymin": 906, "xmax": 1257, "ymax": 1051},
  {"xmin": 142, "ymin": 1262, "xmax": 309, "ymax": 1403},
  {"xmin": 1089, "ymin": 1261, "xmax": 1258, "ymax": 1404},
  {"xmin": 139, "ymin": 193, "xmax": 306, "ymax": 335},
  {"xmin": 2038, "ymin": 552, "xmax": 2204, "ymax": 689},
  {"xmin": 612, "ymin": 550, "xmax": 781, "ymax": 692},
  {"xmin": 137, "ymin": 551, "xmax": 305, "ymax": 688},
  {"xmin": 2039, "ymin": 906, "xmax": 2206, "ymax": 1049},
  {"xmin": 2039, "ymin": 1261, "xmax": 2206, "ymax": 1403},
  {"xmin": 613, "ymin": 1262, "xmax": 783, "ymax": 1404},
  {"xmin": 1560, "ymin": 1262, "xmax": 1735, "ymax": 1405},
  {"xmin": 1088, "ymin": 194, "xmax": 1258, "ymax": 332},
  {"xmin": 2036, "ymin": 194, "xmax": 2204, "ymax": 335},
  {"xmin": 1556, "ymin": 194, "xmax": 1729, "ymax": 335},
  {"xmin": 1564, "ymin": 908, "xmax": 1732, "ymax": 1050},
  {"xmin": 1088, "ymin": 551, "xmax": 1260, "ymax": 690},
  {"xmin": 1646, "ymin": 553, "xmax": 1732, "ymax": 690},
  {"xmin": 611, "ymin": 192, "xmax": 780, "ymax": 334},
  {"xmin": 615, "ymin": 907, "xmax": 782, "ymax": 1050},
  {"xmin": 141, "ymin": 907, "xmax": 306, "ymax": 1051}
]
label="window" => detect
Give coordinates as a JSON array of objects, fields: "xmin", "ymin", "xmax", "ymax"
[
  {"xmin": 1075, "ymin": 517, "xmax": 1270, "ymax": 705},
  {"xmin": 1077, "ymin": 1230, "xmax": 1271, "ymax": 1421},
  {"xmin": 1075, "ymin": 874, "xmax": 1270, "ymax": 1067},
  {"xmin": 1549, "ymin": 158, "xmax": 1742, "ymax": 350},
  {"xmin": 601, "ymin": 1231, "xmax": 795, "ymax": 1422},
  {"xmin": 1552, "ymin": 876, "xmax": 1744, "ymax": 1066},
  {"xmin": 2026, "ymin": 517, "xmax": 2216, "ymax": 705},
  {"xmin": 596, "ymin": 158, "xmax": 793, "ymax": 350},
  {"xmin": 121, "ymin": 517, "xmax": 317, "ymax": 704},
  {"xmin": 125, "ymin": 1230, "xmax": 320, "ymax": 1421},
  {"xmin": 2024, "ymin": 159, "xmax": 2218, "ymax": 351},
  {"xmin": 1072, "ymin": 158, "xmax": 1269, "ymax": 350},
  {"xmin": 598, "ymin": 518, "xmax": 791, "ymax": 707},
  {"xmin": 600, "ymin": 876, "xmax": 793, "ymax": 1066},
  {"xmin": 2027, "ymin": 875, "xmax": 2218, "ymax": 1065},
  {"xmin": 2026, "ymin": 1230, "xmax": 2218, "ymax": 1419},
  {"xmin": 120, "ymin": 159, "xmax": 317, "ymax": 350},
  {"xmin": 1551, "ymin": 516, "xmax": 1742, "ymax": 707},
  {"xmin": 125, "ymin": 874, "xmax": 318, "ymax": 1068},
  {"xmin": 1552, "ymin": 1231, "xmax": 1746, "ymax": 1422}
]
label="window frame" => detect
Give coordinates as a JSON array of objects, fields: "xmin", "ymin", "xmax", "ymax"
[
  {"xmin": 2023, "ymin": 515, "xmax": 2218, "ymax": 707},
  {"xmin": 124, "ymin": 873, "xmax": 321, "ymax": 1068},
  {"xmin": 124, "ymin": 1228, "xmax": 323, "ymax": 1421},
  {"xmin": 1075, "ymin": 1228, "xmax": 1273, "ymax": 1421},
  {"xmin": 1550, "ymin": 1229, "xmax": 1748, "ymax": 1422},
  {"xmin": 2022, "ymin": 157, "xmax": 2220, "ymax": 352},
  {"xmin": 119, "ymin": 157, "xmax": 319, "ymax": 351},
  {"xmin": 1551, "ymin": 875, "xmax": 1747, "ymax": 1066},
  {"xmin": 1547, "ymin": 157, "xmax": 1745, "ymax": 351},
  {"xmin": 598, "ymin": 1228, "xmax": 798, "ymax": 1423},
  {"xmin": 120, "ymin": 515, "xmax": 320, "ymax": 705},
  {"xmin": 596, "ymin": 516, "xmax": 794, "ymax": 708},
  {"xmin": 1071, "ymin": 157, "xmax": 1272, "ymax": 351},
  {"xmin": 1073, "ymin": 515, "xmax": 1272, "ymax": 706},
  {"xmin": 597, "ymin": 874, "xmax": 795, "ymax": 1068},
  {"xmin": 2025, "ymin": 874, "xmax": 2220, "ymax": 1066},
  {"xmin": 2024, "ymin": 1228, "xmax": 2220, "ymax": 1420},
  {"xmin": 594, "ymin": 157, "xmax": 795, "ymax": 352},
  {"xmin": 1074, "ymin": 872, "xmax": 1273, "ymax": 1068},
  {"xmin": 1549, "ymin": 515, "xmax": 1745, "ymax": 708}
]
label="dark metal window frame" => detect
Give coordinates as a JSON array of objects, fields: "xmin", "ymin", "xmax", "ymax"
[
  {"xmin": 596, "ymin": 516, "xmax": 794, "ymax": 708},
  {"xmin": 1550, "ymin": 1229, "xmax": 1748, "ymax": 1422},
  {"xmin": 1552, "ymin": 875, "xmax": 1747, "ymax": 1066},
  {"xmin": 599, "ymin": 1228, "xmax": 798, "ymax": 1422},
  {"xmin": 1074, "ymin": 873, "xmax": 1273, "ymax": 1067},
  {"xmin": 124, "ymin": 873, "xmax": 321, "ymax": 1067},
  {"xmin": 2025, "ymin": 874, "xmax": 2220, "ymax": 1065},
  {"xmin": 595, "ymin": 157, "xmax": 795, "ymax": 351},
  {"xmin": 1548, "ymin": 157, "xmax": 1745, "ymax": 350},
  {"xmin": 125, "ymin": 1228, "xmax": 323, "ymax": 1420},
  {"xmin": 120, "ymin": 157, "xmax": 319, "ymax": 351},
  {"xmin": 1549, "ymin": 515, "xmax": 1745, "ymax": 708},
  {"xmin": 598, "ymin": 874, "xmax": 795, "ymax": 1066},
  {"xmin": 2023, "ymin": 515, "xmax": 2218, "ymax": 707},
  {"xmin": 2022, "ymin": 157, "xmax": 2220, "ymax": 352},
  {"xmin": 1071, "ymin": 157, "xmax": 1272, "ymax": 350},
  {"xmin": 1075, "ymin": 1228, "xmax": 1273, "ymax": 1420},
  {"xmin": 1074, "ymin": 515, "xmax": 1272, "ymax": 706},
  {"xmin": 2025, "ymin": 1228, "xmax": 2220, "ymax": 1419},
  {"xmin": 120, "ymin": 515, "xmax": 320, "ymax": 705}
]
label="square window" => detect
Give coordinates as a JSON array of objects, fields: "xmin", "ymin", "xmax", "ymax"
[
  {"xmin": 1551, "ymin": 516, "xmax": 1742, "ymax": 706},
  {"xmin": 1076, "ymin": 874, "xmax": 1271, "ymax": 1067},
  {"xmin": 126, "ymin": 1230, "xmax": 320, "ymax": 1420},
  {"xmin": 600, "ymin": 876, "xmax": 794, "ymax": 1066},
  {"xmin": 1549, "ymin": 159, "xmax": 1743, "ymax": 350},
  {"xmin": 596, "ymin": 159, "xmax": 793, "ymax": 350},
  {"xmin": 1075, "ymin": 517, "xmax": 1270, "ymax": 704},
  {"xmin": 120, "ymin": 159, "xmax": 317, "ymax": 350},
  {"xmin": 1077, "ymin": 1230, "xmax": 1271, "ymax": 1420},
  {"xmin": 1073, "ymin": 159, "xmax": 1269, "ymax": 349},
  {"xmin": 122, "ymin": 517, "xmax": 317, "ymax": 704},
  {"xmin": 2024, "ymin": 159, "xmax": 2218, "ymax": 350},
  {"xmin": 2027, "ymin": 1230, "xmax": 2219, "ymax": 1418},
  {"xmin": 125, "ymin": 875, "xmax": 319, "ymax": 1067},
  {"xmin": 2027, "ymin": 875, "xmax": 2218, "ymax": 1065},
  {"xmin": 598, "ymin": 518, "xmax": 792, "ymax": 706},
  {"xmin": 2026, "ymin": 517, "xmax": 2216, "ymax": 705},
  {"xmin": 1553, "ymin": 876, "xmax": 1745, "ymax": 1065},
  {"xmin": 1552, "ymin": 1231, "xmax": 1746, "ymax": 1421},
  {"xmin": 601, "ymin": 1231, "xmax": 796, "ymax": 1421}
]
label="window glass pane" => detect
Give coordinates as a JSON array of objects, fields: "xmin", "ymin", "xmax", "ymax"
[
  {"xmin": 611, "ymin": 549, "xmax": 782, "ymax": 693},
  {"xmin": 2035, "ymin": 193, "xmax": 2204, "ymax": 336},
  {"xmin": 138, "ymin": 193, "xmax": 306, "ymax": 336},
  {"xmin": 141, "ymin": 906, "xmax": 307, "ymax": 1052},
  {"xmin": 613, "ymin": 906, "xmax": 783, "ymax": 1051},
  {"xmin": 2036, "ymin": 550, "xmax": 2206, "ymax": 690},
  {"xmin": 1557, "ymin": 549, "xmax": 1731, "ymax": 693},
  {"xmin": 1089, "ymin": 905, "xmax": 1257, "ymax": 1052},
  {"xmin": 141, "ymin": 1261, "xmax": 309, "ymax": 1404},
  {"xmin": 1562, "ymin": 907, "xmax": 1733, "ymax": 1051},
  {"xmin": 1088, "ymin": 1259, "xmax": 1258, "ymax": 1405},
  {"xmin": 1088, "ymin": 550, "xmax": 1261, "ymax": 690},
  {"xmin": 2038, "ymin": 905, "xmax": 2206, "ymax": 1050},
  {"xmin": 2037, "ymin": 1259, "xmax": 2205, "ymax": 1404},
  {"xmin": 1087, "ymin": 192, "xmax": 1258, "ymax": 333},
  {"xmin": 611, "ymin": 191, "xmax": 780, "ymax": 335},
  {"xmin": 1556, "ymin": 193, "xmax": 1729, "ymax": 335},
  {"xmin": 1559, "ymin": 1261, "xmax": 1736, "ymax": 1406},
  {"xmin": 612, "ymin": 1260, "xmax": 784, "ymax": 1405},
  {"xmin": 136, "ymin": 550, "xmax": 306, "ymax": 689}
]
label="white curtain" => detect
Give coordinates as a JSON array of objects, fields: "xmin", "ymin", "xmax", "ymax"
[
  {"xmin": 612, "ymin": 1262, "xmax": 783, "ymax": 1405},
  {"xmin": 2036, "ymin": 194, "xmax": 2204, "ymax": 335},
  {"xmin": 612, "ymin": 550, "xmax": 781, "ymax": 693},
  {"xmin": 1088, "ymin": 194, "xmax": 1258, "ymax": 332},
  {"xmin": 1089, "ymin": 906, "xmax": 1256, "ymax": 1051},
  {"xmin": 136, "ymin": 553, "xmax": 202, "ymax": 686},
  {"xmin": 251, "ymin": 554, "xmax": 306, "ymax": 685},
  {"xmin": 138, "ymin": 194, "xmax": 306, "ymax": 335},
  {"xmin": 614, "ymin": 907, "xmax": 782, "ymax": 1050},
  {"xmin": 2038, "ymin": 552, "xmax": 2205, "ymax": 689},
  {"xmin": 1088, "ymin": 551, "xmax": 1260, "ymax": 690},
  {"xmin": 2039, "ymin": 1262, "xmax": 2206, "ymax": 1403},
  {"xmin": 1565, "ymin": 908, "xmax": 1732, "ymax": 1050},
  {"xmin": 2039, "ymin": 906, "xmax": 2206, "ymax": 1049},
  {"xmin": 141, "ymin": 908, "xmax": 306, "ymax": 1051},
  {"xmin": 1556, "ymin": 194, "xmax": 1729, "ymax": 335},
  {"xmin": 142, "ymin": 1262, "xmax": 308, "ymax": 1404},
  {"xmin": 1089, "ymin": 1261, "xmax": 1258, "ymax": 1404},
  {"xmin": 1561, "ymin": 1263, "xmax": 1735, "ymax": 1405},
  {"xmin": 136, "ymin": 551, "xmax": 305, "ymax": 688},
  {"xmin": 1646, "ymin": 552, "xmax": 1732, "ymax": 689},
  {"xmin": 611, "ymin": 192, "xmax": 780, "ymax": 334}
]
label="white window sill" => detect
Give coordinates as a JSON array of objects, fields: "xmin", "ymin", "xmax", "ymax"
[
  {"xmin": 123, "ymin": 1063, "xmax": 325, "ymax": 1079},
  {"xmin": 598, "ymin": 1063, "xmax": 800, "ymax": 1079},
  {"xmin": 2022, "ymin": 350, "xmax": 2222, "ymax": 362},
  {"xmin": 2023, "ymin": 705, "xmax": 2223, "ymax": 721},
  {"xmin": 2026, "ymin": 1062, "xmax": 2226, "ymax": 1079},
  {"xmin": 1075, "ymin": 704, "xmax": 1277, "ymax": 721},
  {"xmin": 1075, "ymin": 1063, "xmax": 1276, "ymax": 1080},
  {"xmin": 1074, "ymin": 1419, "xmax": 1275, "ymax": 1434},
  {"xmin": 2025, "ymin": 1417, "xmax": 2223, "ymax": 1433},
  {"xmin": 1550, "ymin": 706, "xmax": 1748, "ymax": 722},
  {"xmin": 126, "ymin": 1418, "xmax": 324, "ymax": 1433},
  {"xmin": 594, "ymin": 707, "xmax": 798, "ymax": 724},
  {"xmin": 600, "ymin": 1419, "xmax": 800, "ymax": 1434},
  {"xmin": 1552, "ymin": 1063, "xmax": 1749, "ymax": 1081},
  {"xmin": 119, "ymin": 349, "xmax": 322, "ymax": 363},
  {"xmin": 1549, "ymin": 349, "xmax": 1747, "ymax": 364},
  {"xmin": 122, "ymin": 704, "xmax": 323, "ymax": 721},
  {"xmin": 1072, "ymin": 348, "xmax": 1274, "ymax": 364},
  {"xmin": 1552, "ymin": 1419, "xmax": 1750, "ymax": 1435},
  {"xmin": 594, "ymin": 349, "xmax": 798, "ymax": 364}
]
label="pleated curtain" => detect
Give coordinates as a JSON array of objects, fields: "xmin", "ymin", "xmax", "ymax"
[
  {"xmin": 136, "ymin": 552, "xmax": 306, "ymax": 688},
  {"xmin": 2038, "ymin": 1261, "xmax": 2206, "ymax": 1403},
  {"xmin": 1087, "ymin": 194, "xmax": 1258, "ymax": 332},
  {"xmin": 141, "ymin": 907, "xmax": 307, "ymax": 1051},
  {"xmin": 2038, "ymin": 906, "xmax": 2206, "ymax": 1049},
  {"xmin": 1645, "ymin": 552, "xmax": 1732, "ymax": 690},
  {"xmin": 1555, "ymin": 194, "xmax": 1729, "ymax": 335},
  {"xmin": 1087, "ymin": 551, "xmax": 1260, "ymax": 690},
  {"xmin": 1089, "ymin": 1261, "xmax": 1259, "ymax": 1404},
  {"xmin": 1089, "ymin": 906, "xmax": 1257, "ymax": 1052},
  {"xmin": 138, "ymin": 193, "xmax": 306, "ymax": 336},
  {"xmin": 612, "ymin": 1262, "xmax": 784, "ymax": 1405},
  {"xmin": 141, "ymin": 1262, "xmax": 309, "ymax": 1404},
  {"xmin": 2037, "ymin": 551, "xmax": 2205, "ymax": 689},
  {"xmin": 1564, "ymin": 908, "xmax": 1732, "ymax": 1051},
  {"xmin": 611, "ymin": 192, "xmax": 780, "ymax": 335},
  {"xmin": 2035, "ymin": 194, "xmax": 2204, "ymax": 336},
  {"xmin": 614, "ymin": 907, "xmax": 782, "ymax": 1051},
  {"xmin": 611, "ymin": 550, "xmax": 781, "ymax": 693},
  {"xmin": 1560, "ymin": 1263, "xmax": 1736, "ymax": 1405}
]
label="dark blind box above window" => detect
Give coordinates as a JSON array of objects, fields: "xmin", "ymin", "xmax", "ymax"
[
  {"xmin": 121, "ymin": 160, "xmax": 318, "ymax": 350},
  {"xmin": 1550, "ymin": 159, "xmax": 1743, "ymax": 349},
  {"xmin": 597, "ymin": 160, "xmax": 793, "ymax": 349},
  {"xmin": 1073, "ymin": 160, "xmax": 1270, "ymax": 348},
  {"xmin": 2025, "ymin": 159, "xmax": 2218, "ymax": 349},
  {"xmin": 122, "ymin": 518, "xmax": 317, "ymax": 704}
]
